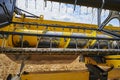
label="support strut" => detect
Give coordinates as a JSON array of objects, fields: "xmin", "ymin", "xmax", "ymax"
[
  {"xmin": 98, "ymin": 11, "xmax": 120, "ymax": 30},
  {"xmin": 86, "ymin": 64, "xmax": 114, "ymax": 80},
  {"xmin": 97, "ymin": 10, "xmax": 120, "ymax": 38}
]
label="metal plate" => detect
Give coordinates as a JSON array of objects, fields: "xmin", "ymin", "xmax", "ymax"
[{"xmin": 21, "ymin": 69, "xmax": 120, "ymax": 80}]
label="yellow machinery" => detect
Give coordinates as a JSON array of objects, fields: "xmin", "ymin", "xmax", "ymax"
[
  {"xmin": 0, "ymin": 0, "xmax": 120, "ymax": 80},
  {"xmin": 1, "ymin": 14, "xmax": 120, "ymax": 80},
  {"xmin": 21, "ymin": 69, "xmax": 120, "ymax": 80}
]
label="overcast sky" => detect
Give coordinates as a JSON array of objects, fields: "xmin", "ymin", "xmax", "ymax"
[{"xmin": 17, "ymin": 0, "xmax": 120, "ymax": 26}]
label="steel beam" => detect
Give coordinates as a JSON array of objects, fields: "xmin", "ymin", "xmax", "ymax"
[
  {"xmin": 0, "ymin": 31, "xmax": 120, "ymax": 40},
  {"xmin": 1, "ymin": 48, "xmax": 120, "ymax": 55}
]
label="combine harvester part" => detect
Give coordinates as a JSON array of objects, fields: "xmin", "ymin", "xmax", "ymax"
[
  {"xmin": 0, "ymin": 27, "xmax": 120, "ymax": 64},
  {"xmin": 47, "ymin": 0, "xmax": 120, "ymax": 11},
  {"xmin": 0, "ymin": 0, "xmax": 16, "ymax": 27}
]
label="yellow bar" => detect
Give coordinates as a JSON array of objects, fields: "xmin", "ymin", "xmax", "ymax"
[
  {"xmin": 12, "ymin": 16, "xmax": 120, "ymax": 33},
  {"xmin": 105, "ymin": 55, "xmax": 120, "ymax": 68},
  {"xmin": 21, "ymin": 69, "xmax": 120, "ymax": 80},
  {"xmin": 21, "ymin": 70, "xmax": 89, "ymax": 80}
]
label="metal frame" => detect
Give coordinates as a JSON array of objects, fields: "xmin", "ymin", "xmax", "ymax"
[
  {"xmin": 97, "ymin": 9, "xmax": 120, "ymax": 38},
  {"xmin": 99, "ymin": 11, "xmax": 120, "ymax": 30}
]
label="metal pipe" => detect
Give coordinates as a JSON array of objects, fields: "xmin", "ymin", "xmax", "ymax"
[
  {"xmin": 8, "ymin": 29, "xmax": 120, "ymax": 48},
  {"xmin": 47, "ymin": 0, "xmax": 120, "ymax": 11},
  {"xmin": 1, "ymin": 30, "xmax": 120, "ymax": 40}
]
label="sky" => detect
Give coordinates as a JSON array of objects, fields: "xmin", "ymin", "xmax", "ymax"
[{"xmin": 17, "ymin": 0, "xmax": 120, "ymax": 26}]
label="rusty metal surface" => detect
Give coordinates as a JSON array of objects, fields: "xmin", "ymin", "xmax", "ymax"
[
  {"xmin": 0, "ymin": 48, "xmax": 120, "ymax": 55},
  {"xmin": 1, "ymin": 48, "xmax": 120, "ymax": 64}
]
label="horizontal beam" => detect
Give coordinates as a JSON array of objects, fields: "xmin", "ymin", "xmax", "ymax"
[
  {"xmin": 1, "ymin": 48, "xmax": 120, "ymax": 55},
  {"xmin": 21, "ymin": 69, "xmax": 120, "ymax": 80},
  {"xmin": 21, "ymin": 70, "xmax": 89, "ymax": 80},
  {"xmin": 0, "ymin": 31, "xmax": 120, "ymax": 40},
  {"xmin": 11, "ymin": 21, "xmax": 97, "ymax": 31},
  {"xmin": 48, "ymin": 0, "xmax": 120, "ymax": 11},
  {"xmin": 11, "ymin": 21, "xmax": 120, "ymax": 32}
]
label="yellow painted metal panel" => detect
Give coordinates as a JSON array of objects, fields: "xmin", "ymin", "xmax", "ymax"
[
  {"xmin": 21, "ymin": 71, "xmax": 89, "ymax": 80},
  {"xmin": 21, "ymin": 69, "xmax": 120, "ymax": 80},
  {"xmin": 12, "ymin": 16, "xmax": 120, "ymax": 33},
  {"xmin": 105, "ymin": 55, "xmax": 120, "ymax": 68}
]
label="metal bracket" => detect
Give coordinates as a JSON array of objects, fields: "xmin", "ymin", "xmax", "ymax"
[
  {"xmin": 86, "ymin": 64, "xmax": 114, "ymax": 80},
  {"xmin": 97, "ymin": 4, "xmax": 120, "ymax": 38},
  {"xmin": 97, "ymin": 0, "xmax": 120, "ymax": 30}
]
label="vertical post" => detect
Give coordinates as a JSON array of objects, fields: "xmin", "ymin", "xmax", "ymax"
[{"xmin": 97, "ymin": 8, "xmax": 101, "ymax": 29}]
